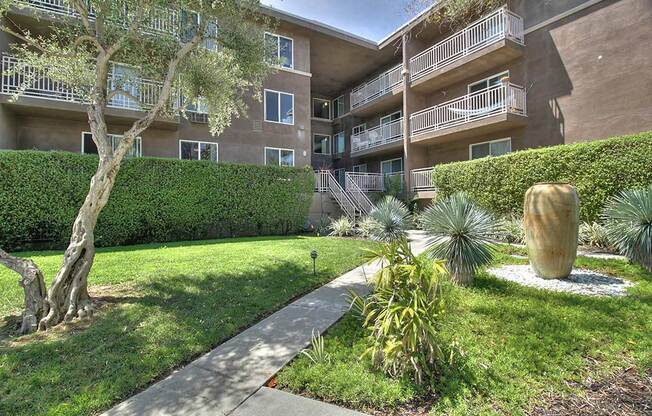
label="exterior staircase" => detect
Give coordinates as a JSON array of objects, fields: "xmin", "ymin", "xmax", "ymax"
[{"xmin": 315, "ymin": 170, "xmax": 376, "ymax": 221}]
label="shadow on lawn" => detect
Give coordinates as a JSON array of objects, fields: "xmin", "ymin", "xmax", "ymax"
[{"xmin": 0, "ymin": 259, "xmax": 331, "ymax": 416}]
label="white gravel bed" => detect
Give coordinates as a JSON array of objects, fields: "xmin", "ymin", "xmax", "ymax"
[{"xmin": 487, "ymin": 265, "xmax": 634, "ymax": 297}]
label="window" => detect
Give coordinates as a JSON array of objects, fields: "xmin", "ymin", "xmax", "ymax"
[
  {"xmin": 179, "ymin": 140, "xmax": 218, "ymax": 161},
  {"xmin": 265, "ymin": 147, "xmax": 295, "ymax": 166},
  {"xmin": 468, "ymin": 71, "xmax": 508, "ymax": 94},
  {"xmin": 334, "ymin": 168, "xmax": 345, "ymax": 188},
  {"xmin": 312, "ymin": 98, "xmax": 331, "ymax": 120},
  {"xmin": 380, "ymin": 158, "xmax": 403, "ymax": 175},
  {"xmin": 265, "ymin": 32, "xmax": 293, "ymax": 68},
  {"xmin": 332, "ymin": 96, "xmax": 345, "ymax": 119},
  {"xmin": 333, "ymin": 131, "xmax": 345, "ymax": 154},
  {"xmin": 265, "ymin": 89, "xmax": 294, "ymax": 125},
  {"xmin": 470, "ymin": 138, "xmax": 511, "ymax": 160},
  {"xmin": 82, "ymin": 132, "xmax": 142, "ymax": 157},
  {"xmin": 352, "ymin": 124, "xmax": 367, "ymax": 136},
  {"xmin": 353, "ymin": 164, "xmax": 367, "ymax": 173},
  {"xmin": 313, "ymin": 134, "xmax": 331, "ymax": 155},
  {"xmin": 380, "ymin": 111, "xmax": 402, "ymax": 125},
  {"xmin": 110, "ymin": 63, "xmax": 140, "ymax": 109}
]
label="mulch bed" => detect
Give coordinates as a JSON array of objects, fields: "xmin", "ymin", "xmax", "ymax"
[{"xmin": 531, "ymin": 367, "xmax": 652, "ymax": 416}]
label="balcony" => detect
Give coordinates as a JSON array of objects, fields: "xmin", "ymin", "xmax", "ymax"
[
  {"xmin": 350, "ymin": 64, "xmax": 403, "ymax": 117},
  {"xmin": 16, "ymin": 0, "xmax": 180, "ymax": 36},
  {"xmin": 409, "ymin": 7, "xmax": 524, "ymax": 92},
  {"xmin": 410, "ymin": 168, "xmax": 437, "ymax": 199},
  {"xmin": 410, "ymin": 83, "xmax": 527, "ymax": 144},
  {"xmin": 351, "ymin": 118, "xmax": 403, "ymax": 156},
  {"xmin": 345, "ymin": 172, "xmax": 404, "ymax": 192}
]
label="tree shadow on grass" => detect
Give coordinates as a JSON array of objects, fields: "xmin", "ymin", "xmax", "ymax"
[{"xmin": 0, "ymin": 260, "xmax": 340, "ymax": 416}]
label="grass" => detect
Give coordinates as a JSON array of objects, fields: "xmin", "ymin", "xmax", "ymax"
[
  {"xmin": 0, "ymin": 236, "xmax": 375, "ymax": 416},
  {"xmin": 277, "ymin": 245, "xmax": 652, "ymax": 415}
]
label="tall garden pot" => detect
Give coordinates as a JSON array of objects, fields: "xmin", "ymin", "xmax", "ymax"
[{"xmin": 524, "ymin": 183, "xmax": 579, "ymax": 279}]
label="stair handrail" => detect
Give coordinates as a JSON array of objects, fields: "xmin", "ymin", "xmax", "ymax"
[
  {"xmin": 345, "ymin": 172, "xmax": 375, "ymax": 216},
  {"xmin": 317, "ymin": 170, "xmax": 359, "ymax": 220}
]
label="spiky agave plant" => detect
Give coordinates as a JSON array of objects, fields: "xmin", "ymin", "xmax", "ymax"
[
  {"xmin": 602, "ymin": 185, "xmax": 652, "ymax": 271},
  {"xmin": 368, "ymin": 196, "xmax": 412, "ymax": 243},
  {"xmin": 421, "ymin": 193, "xmax": 497, "ymax": 285}
]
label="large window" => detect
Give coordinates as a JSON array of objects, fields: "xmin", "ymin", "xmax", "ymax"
[
  {"xmin": 333, "ymin": 131, "xmax": 345, "ymax": 154},
  {"xmin": 82, "ymin": 132, "xmax": 142, "ymax": 157},
  {"xmin": 334, "ymin": 168, "xmax": 345, "ymax": 188},
  {"xmin": 468, "ymin": 71, "xmax": 508, "ymax": 93},
  {"xmin": 353, "ymin": 163, "xmax": 367, "ymax": 173},
  {"xmin": 352, "ymin": 123, "xmax": 366, "ymax": 136},
  {"xmin": 470, "ymin": 138, "xmax": 511, "ymax": 160},
  {"xmin": 313, "ymin": 134, "xmax": 331, "ymax": 155},
  {"xmin": 265, "ymin": 147, "xmax": 295, "ymax": 166},
  {"xmin": 265, "ymin": 89, "xmax": 294, "ymax": 125},
  {"xmin": 312, "ymin": 98, "xmax": 331, "ymax": 120},
  {"xmin": 179, "ymin": 140, "xmax": 218, "ymax": 161},
  {"xmin": 110, "ymin": 63, "xmax": 140, "ymax": 109},
  {"xmin": 332, "ymin": 95, "xmax": 345, "ymax": 119},
  {"xmin": 380, "ymin": 110, "xmax": 402, "ymax": 125},
  {"xmin": 380, "ymin": 158, "xmax": 403, "ymax": 175},
  {"xmin": 265, "ymin": 32, "xmax": 293, "ymax": 68}
]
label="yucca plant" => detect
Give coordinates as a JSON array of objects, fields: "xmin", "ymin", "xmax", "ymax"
[
  {"xmin": 350, "ymin": 239, "xmax": 450, "ymax": 384},
  {"xmin": 300, "ymin": 330, "xmax": 330, "ymax": 365},
  {"xmin": 420, "ymin": 193, "xmax": 497, "ymax": 286},
  {"xmin": 578, "ymin": 221, "xmax": 611, "ymax": 249},
  {"xmin": 602, "ymin": 185, "xmax": 652, "ymax": 271},
  {"xmin": 328, "ymin": 216, "xmax": 353, "ymax": 237},
  {"xmin": 357, "ymin": 216, "xmax": 381, "ymax": 239},
  {"xmin": 368, "ymin": 196, "xmax": 412, "ymax": 242}
]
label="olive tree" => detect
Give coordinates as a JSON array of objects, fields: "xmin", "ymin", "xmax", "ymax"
[
  {"xmin": 408, "ymin": 0, "xmax": 505, "ymax": 29},
  {"xmin": 0, "ymin": 0, "xmax": 272, "ymax": 334}
]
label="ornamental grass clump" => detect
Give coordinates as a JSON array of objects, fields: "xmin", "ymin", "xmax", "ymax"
[
  {"xmin": 329, "ymin": 216, "xmax": 354, "ymax": 237},
  {"xmin": 368, "ymin": 196, "xmax": 412, "ymax": 242},
  {"xmin": 350, "ymin": 239, "xmax": 450, "ymax": 385},
  {"xmin": 602, "ymin": 184, "xmax": 652, "ymax": 271},
  {"xmin": 421, "ymin": 193, "xmax": 497, "ymax": 285},
  {"xmin": 357, "ymin": 216, "xmax": 381, "ymax": 239},
  {"xmin": 578, "ymin": 221, "xmax": 611, "ymax": 249}
]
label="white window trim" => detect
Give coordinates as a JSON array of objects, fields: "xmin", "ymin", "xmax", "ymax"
[
  {"xmin": 352, "ymin": 123, "xmax": 367, "ymax": 136},
  {"xmin": 468, "ymin": 70, "xmax": 509, "ymax": 93},
  {"xmin": 312, "ymin": 133, "xmax": 331, "ymax": 155},
  {"xmin": 264, "ymin": 89, "xmax": 295, "ymax": 126},
  {"xmin": 81, "ymin": 132, "xmax": 142, "ymax": 157},
  {"xmin": 178, "ymin": 139, "xmax": 219, "ymax": 162},
  {"xmin": 332, "ymin": 95, "xmax": 345, "ymax": 119},
  {"xmin": 353, "ymin": 163, "xmax": 367, "ymax": 173},
  {"xmin": 380, "ymin": 110, "xmax": 402, "ymax": 125},
  {"xmin": 265, "ymin": 32, "xmax": 294, "ymax": 69},
  {"xmin": 312, "ymin": 97, "xmax": 331, "ymax": 120},
  {"xmin": 380, "ymin": 157, "xmax": 403, "ymax": 174},
  {"xmin": 264, "ymin": 146, "xmax": 295, "ymax": 167},
  {"xmin": 469, "ymin": 137, "xmax": 512, "ymax": 160},
  {"xmin": 333, "ymin": 131, "xmax": 345, "ymax": 154}
]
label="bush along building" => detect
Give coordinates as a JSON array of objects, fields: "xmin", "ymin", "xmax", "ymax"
[{"xmin": 1, "ymin": 0, "xmax": 651, "ymax": 222}]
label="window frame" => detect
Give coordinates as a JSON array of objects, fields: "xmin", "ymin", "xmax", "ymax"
[
  {"xmin": 380, "ymin": 110, "xmax": 402, "ymax": 125},
  {"xmin": 264, "ymin": 89, "xmax": 295, "ymax": 125},
  {"xmin": 81, "ymin": 132, "xmax": 142, "ymax": 157},
  {"xmin": 332, "ymin": 95, "xmax": 345, "ymax": 119},
  {"xmin": 468, "ymin": 70, "xmax": 509, "ymax": 94},
  {"xmin": 264, "ymin": 32, "xmax": 294, "ymax": 69},
  {"xmin": 333, "ymin": 131, "xmax": 345, "ymax": 154},
  {"xmin": 312, "ymin": 133, "xmax": 331, "ymax": 155},
  {"xmin": 469, "ymin": 137, "xmax": 512, "ymax": 160},
  {"xmin": 380, "ymin": 157, "xmax": 403, "ymax": 175},
  {"xmin": 312, "ymin": 97, "xmax": 331, "ymax": 120},
  {"xmin": 352, "ymin": 123, "xmax": 367, "ymax": 136},
  {"xmin": 178, "ymin": 139, "xmax": 219, "ymax": 162},
  {"xmin": 353, "ymin": 163, "xmax": 367, "ymax": 173},
  {"xmin": 264, "ymin": 146, "xmax": 295, "ymax": 167}
]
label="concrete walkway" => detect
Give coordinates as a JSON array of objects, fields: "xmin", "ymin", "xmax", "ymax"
[{"xmin": 101, "ymin": 232, "xmax": 428, "ymax": 416}]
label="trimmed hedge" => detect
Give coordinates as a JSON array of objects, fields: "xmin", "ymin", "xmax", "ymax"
[
  {"xmin": 0, "ymin": 151, "xmax": 314, "ymax": 251},
  {"xmin": 432, "ymin": 131, "xmax": 652, "ymax": 222}
]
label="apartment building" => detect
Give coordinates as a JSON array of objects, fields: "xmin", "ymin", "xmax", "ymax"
[{"xmin": 1, "ymin": 0, "xmax": 651, "ymax": 217}]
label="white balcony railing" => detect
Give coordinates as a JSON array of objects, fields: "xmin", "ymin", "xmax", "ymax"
[
  {"xmin": 345, "ymin": 172, "xmax": 385, "ymax": 192},
  {"xmin": 1, "ymin": 55, "xmax": 166, "ymax": 112},
  {"xmin": 410, "ymin": 7, "xmax": 524, "ymax": 82},
  {"xmin": 351, "ymin": 118, "xmax": 403, "ymax": 154},
  {"xmin": 350, "ymin": 64, "xmax": 402, "ymax": 109},
  {"xmin": 18, "ymin": 0, "xmax": 180, "ymax": 36},
  {"xmin": 411, "ymin": 168, "xmax": 436, "ymax": 191},
  {"xmin": 410, "ymin": 83, "xmax": 526, "ymax": 136}
]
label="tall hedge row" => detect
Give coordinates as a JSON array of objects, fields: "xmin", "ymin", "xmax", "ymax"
[
  {"xmin": 0, "ymin": 151, "xmax": 314, "ymax": 251},
  {"xmin": 432, "ymin": 131, "xmax": 652, "ymax": 221}
]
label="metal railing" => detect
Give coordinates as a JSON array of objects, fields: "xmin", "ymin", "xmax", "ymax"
[
  {"xmin": 1, "ymin": 55, "xmax": 166, "ymax": 111},
  {"xmin": 410, "ymin": 83, "xmax": 526, "ymax": 136},
  {"xmin": 411, "ymin": 168, "xmax": 436, "ymax": 191},
  {"xmin": 345, "ymin": 173, "xmax": 375, "ymax": 216},
  {"xmin": 350, "ymin": 63, "xmax": 402, "ymax": 109},
  {"xmin": 410, "ymin": 7, "xmax": 524, "ymax": 82},
  {"xmin": 315, "ymin": 170, "xmax": 360, "ymax": 220},
  {"xmin": 18, "ymin": 0, "xmax": 180, "ymax": 36},
  {"xmin": 351, "ymin": 118, "xmax": 403, "ymax": 154},
  {"xmin": 344, "ymin": 172, "xmax": 385, "ymax": 192}
]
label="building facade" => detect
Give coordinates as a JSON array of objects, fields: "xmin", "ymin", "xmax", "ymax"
[{"xmin": 1, "ymin": 0, "xmax": 651, "ymax": 208}]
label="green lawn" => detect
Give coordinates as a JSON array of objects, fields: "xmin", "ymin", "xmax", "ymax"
[
  {"xmin": 0, "ymin": 236, "xmax": 375, "ymax": 416},
  {"xmin": 277, "ymin": 246, "xmax": 652, "ymax": 415}
]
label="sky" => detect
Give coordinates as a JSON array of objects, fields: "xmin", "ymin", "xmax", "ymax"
[{"xmin": 262, "ymin": 0, "xmax": 429, "ymax": 42}]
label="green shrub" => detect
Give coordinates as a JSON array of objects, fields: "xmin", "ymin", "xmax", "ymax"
[
  {"xmin": 494, "ymin": 216, "xmax": 525, "ymax": 245},
  {"xmin": 0, "ymin": 150, "xmax": 314, "ymax": 250},
  {"xmin": 578, "ymin": 221, "xmax": 611, "ymax": 249},
  {"xmin": 357, "ymin": 216, "xmax": 381, "ymax": 239},
  {"xmin": 351, "ymin": 239, "xmax": 450, "ymax": 385},
  {"xmin": 432, "ymin": 131, "xmax": 652, "ymax": 221},
  {"xmin": 329, "ymin": 216, "xmax": 354, "ymax": 237}
]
